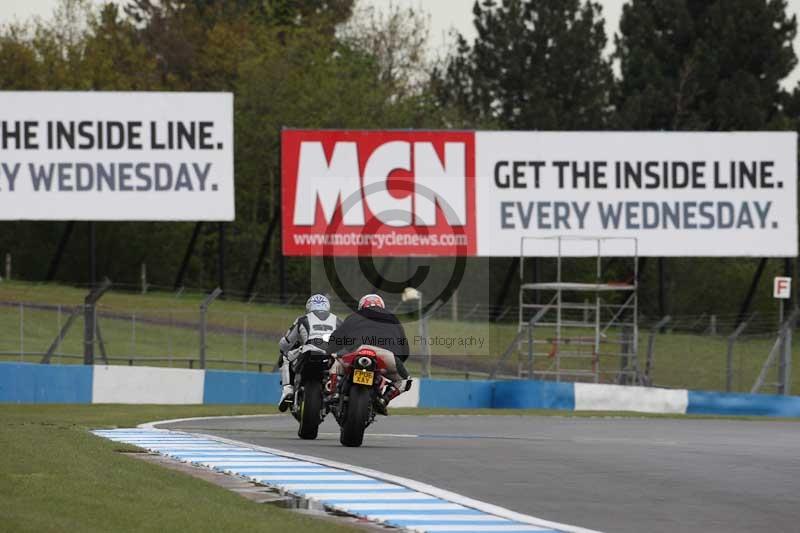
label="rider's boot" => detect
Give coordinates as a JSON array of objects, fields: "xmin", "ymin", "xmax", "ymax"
[
  {"xmin": 278, "ymin": 385, "xmax": 294, "ymax": 412},
  {"xmin": 278, "ymin": 361, "xmax": 293, "ymax": 412},
  {"xmin": 375, "ymin": 383, "xmax": 401, "ymax": 416}
]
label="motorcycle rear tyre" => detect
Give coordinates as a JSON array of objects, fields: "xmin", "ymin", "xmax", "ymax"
[
  {"xmin": 340, "ymin": 385, "xmax": 370, "ymax": 447},
  {"xmin": 298, "ymin": 379, "xmax": 322, "ymax": 440}
]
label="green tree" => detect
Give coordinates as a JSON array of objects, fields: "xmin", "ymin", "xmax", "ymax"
[
  {"xmin": 126, "ymin": 0, "xmax": 354, "ymax": 29},
  {"xmin": 435, "ymin": 0, "xmax": 613, "ymax": 129},
  {"xmin": 122, "ymin": 0, "xmax": 354, "ymax": 89},
  {"xmin": 615, "ymin": 0, "xmax": 797, "ymax": 130},
  {"xmin": 0, "ymin": 26, "xmax": 43, "ymax": 89},
  {"xmin": 81, "ymin": 3, "xmax": 162, "ymax": 90}
]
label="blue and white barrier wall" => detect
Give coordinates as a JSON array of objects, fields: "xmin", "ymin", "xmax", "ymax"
[
  {"xmin": 0, "ymin": 362, "xmax": 92, "ymax": 403},
  {"xmin": 2, "ymin": 361, "xmax": 800, "ymax": 417},
  {"xmin": 92, "ymin": 366, "xmax": 205, "ymax": 404}
]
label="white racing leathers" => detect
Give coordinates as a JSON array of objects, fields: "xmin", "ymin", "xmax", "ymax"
[{"xmin": 279, "ymin": 310, "xmax": 340, "ymax": 388}]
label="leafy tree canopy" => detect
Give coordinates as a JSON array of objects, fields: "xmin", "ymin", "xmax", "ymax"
[
  {"xmin": 435, "ymin": 0, "xmax": 614, "ymax": 129},
  {"xmin": 615, "ymin": 0, "xmax": 797, "ymax": 130}
]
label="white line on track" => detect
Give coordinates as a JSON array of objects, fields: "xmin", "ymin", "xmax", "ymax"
[
  {"xmin": 318, "ymin": 432, "xmax": 420, "ymax": 438},
  {"xmin": 135, "ymin": 414, "xmax": 420, "ymax": 439}
]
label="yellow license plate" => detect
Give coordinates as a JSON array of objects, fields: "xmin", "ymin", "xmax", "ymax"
[{"xmin": 353, "ymin": 369, "xmax": 374, "ymax": 386}]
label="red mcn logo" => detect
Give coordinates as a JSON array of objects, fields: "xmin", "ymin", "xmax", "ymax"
[{"xmin": 282, "ymin": 131, "xmax": 476, "ymax": 256}]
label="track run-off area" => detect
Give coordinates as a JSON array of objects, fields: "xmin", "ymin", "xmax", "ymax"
[{"xmin": 142, "ymin": 414, "xmax": 800, "ymax": 533}]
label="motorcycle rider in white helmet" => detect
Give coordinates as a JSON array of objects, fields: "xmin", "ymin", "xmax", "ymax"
[{"xmin": 277, "ymin": 294, "xmax": 341, "ymax": 412}]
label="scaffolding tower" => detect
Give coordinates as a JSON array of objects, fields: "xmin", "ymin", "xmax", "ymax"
[{"xmin": 513, "ymin": 236, "xmax": 641, "ymax": 383}]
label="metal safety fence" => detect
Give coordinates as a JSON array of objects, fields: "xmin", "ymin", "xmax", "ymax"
[{"xmin": 0, "ymin": 284, "xmax": 797, "ymax": 391}]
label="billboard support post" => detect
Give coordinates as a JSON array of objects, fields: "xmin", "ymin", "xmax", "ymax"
[
  {"xmin": 174, "ymin": 222, "xmax": 203, "ymax": 290},
  {"xmin": 658, "ymin": 258, "xmax": 666, "ymax": 317},
  {"xmin": 784, "ymin": 258, "xmax": 793, "ymax": 309},
  {"xmin": 279, "ymin": 247, "xmax": 287, "ymax": 304},
  {"xmin": 492, "ymin": 258, "xmax": 519, "ymax": 321},
  {"xmin": 218, "ymin": 222, "xmax": 226, "ymax": 297},
  {"xmin": 245, "ymin": 212, "xmax": 279, "ymax": 301},
  {"xmin": 140, "ymin": 263, "xmax": 147, "ymax": 294},
  {"xmin": 736, "ymin": 258, "xmax": 768, "ymax": 328},
  {"xmin": 46, "ymin": 221, "xmax": 75, "ymax": 281},
  {"xmin": 88, "ymin": 222, "xmax": 96, "ymax": 289}
]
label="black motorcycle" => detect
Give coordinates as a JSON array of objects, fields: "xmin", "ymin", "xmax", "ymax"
[{"xmin": 289, "ymin": 342, "xmax": 331, "ymax": 439}]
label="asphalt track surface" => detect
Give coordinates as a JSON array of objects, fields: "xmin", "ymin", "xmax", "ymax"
[{"xmin": 161, "ymin": 415, "xmax": 800, "ymax": 533}]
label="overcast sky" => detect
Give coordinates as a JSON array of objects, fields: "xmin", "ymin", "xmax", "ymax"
[{"xmin": 2, "ymin": 0, "xmax": 800, "ymax": 87}]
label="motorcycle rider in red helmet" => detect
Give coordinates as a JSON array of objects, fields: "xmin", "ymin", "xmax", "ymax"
[{"xmin": 327, "ymin": 293, "xmax": 410, "ymax": 415}]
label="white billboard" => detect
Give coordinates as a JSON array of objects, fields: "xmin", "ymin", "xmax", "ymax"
[
  {"xmin": 476, "ymin": 132, "xmax": 797, "ymax": 257},
  {"xmin": 0, "ymin": 91, "xmax": 234, "ymax": 221}
]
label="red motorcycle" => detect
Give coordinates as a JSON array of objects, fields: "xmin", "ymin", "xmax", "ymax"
[{"xmin": 329, "ymin": 346, "xmax": 411, "ymax": 447}]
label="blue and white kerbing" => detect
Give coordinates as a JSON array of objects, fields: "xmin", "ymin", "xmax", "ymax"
[{"xmin": 92, "ymin": 428, "xmax": 600, "ymax": 533}]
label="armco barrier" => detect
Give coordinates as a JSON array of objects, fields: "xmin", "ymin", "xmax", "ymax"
[{"xmin": 2, "ymin": 362, "xmax": 800, "ymax": 417}]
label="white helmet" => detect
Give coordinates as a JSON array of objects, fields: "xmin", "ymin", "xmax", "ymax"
[{"xmin": 306, "ymin": 294, "xmax": 330, "ymax": 313}]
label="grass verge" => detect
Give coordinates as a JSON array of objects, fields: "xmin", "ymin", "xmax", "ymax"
[
  {"xmin": 0, "ymin": 404, "xmax": 357, "ymax": 533},
  {"xmin": 2, "ymin": 403, "xmax": 795, "ymax": 533}
]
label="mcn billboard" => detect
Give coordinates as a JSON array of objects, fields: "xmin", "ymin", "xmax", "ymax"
[{"xmin": 282, "ymin": 130, "xmax": 797, "ymax": 257}]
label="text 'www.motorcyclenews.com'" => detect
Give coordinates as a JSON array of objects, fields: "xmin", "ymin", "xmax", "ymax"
[{"xmin": 293, "ymin": 232, "xmax": 469, "ymax": 249}]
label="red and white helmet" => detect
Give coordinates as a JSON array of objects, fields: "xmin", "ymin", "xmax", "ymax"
[{"xmin": 358, "ymin": 293, "xmax": 385, "ymax": 310}]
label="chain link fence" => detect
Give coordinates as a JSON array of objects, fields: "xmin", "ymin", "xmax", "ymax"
[
  {"xmin": 0, "ymin": 286, "xmax": 797, "ymax": 392},
  {"xmin": 639, "ymin": 312, "xmax": 798, "ymax": 394}
]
